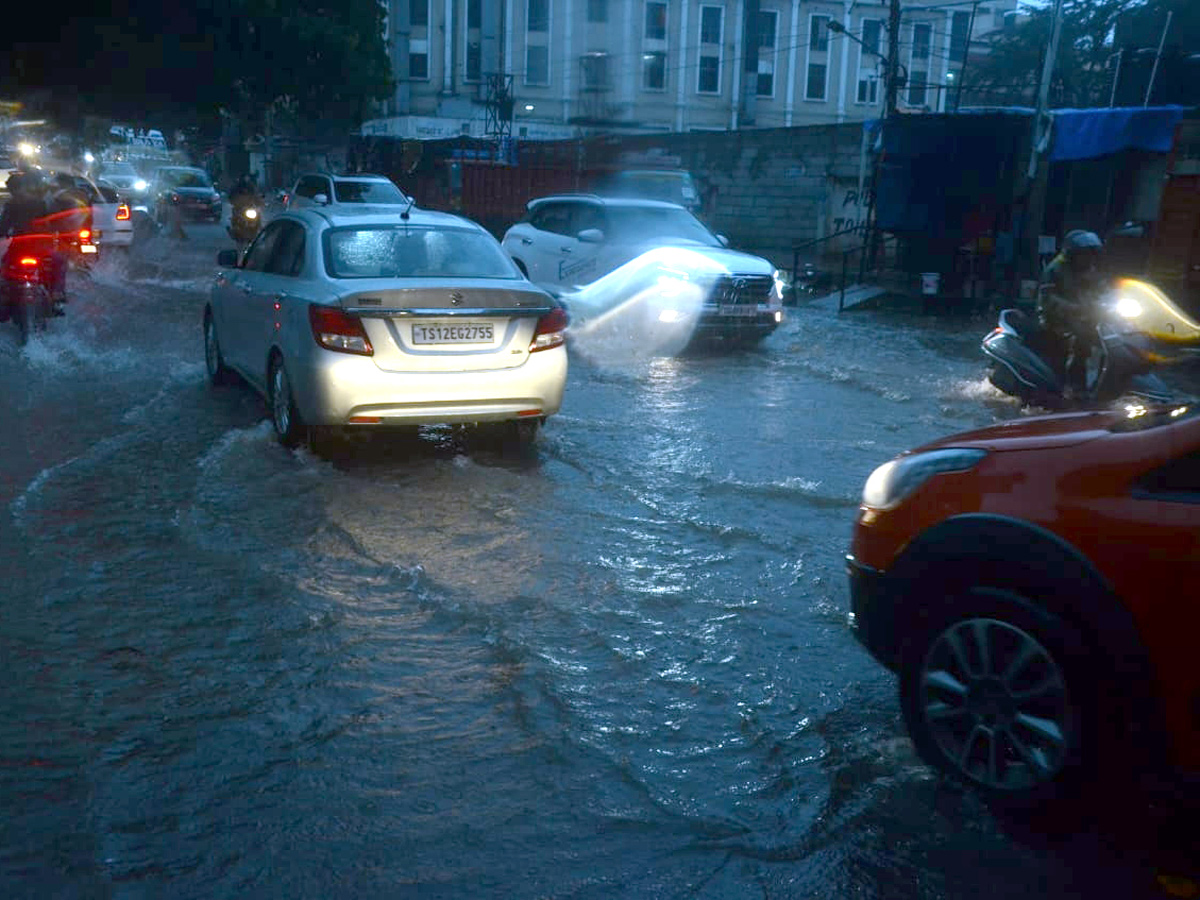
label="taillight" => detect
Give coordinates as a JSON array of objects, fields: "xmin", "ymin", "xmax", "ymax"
[
  {"xmin": 116, "ymin": 204, "xmax": 130, "ymax": 221},
  {"xmin": 529, "ymin": 306, "xmax": 568, "ymax": 352},
  {"xmin": 78, "ymin": 229, "xmax": 91, "ymax": 241},
  {"xmin": 19, "ymin": 257, "xmax": 38, "ymax": 267},
  {"xmin": 3, "ymin": 256, "xmax": 42, "ymax": 281},
  {"xmin": 309, "ymin": 304, "xmax": 373, "ymax": 356}
]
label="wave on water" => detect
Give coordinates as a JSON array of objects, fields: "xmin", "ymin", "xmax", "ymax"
[{"xmin": 196, "ymin": 420, "xmax": 275, "ymax": 472}]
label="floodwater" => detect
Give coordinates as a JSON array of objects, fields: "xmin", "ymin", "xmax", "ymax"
[{"xmin": 0, "ymin": 229, "xmax": 1191, "ymax": 898}]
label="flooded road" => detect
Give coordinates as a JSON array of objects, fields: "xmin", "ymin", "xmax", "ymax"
[{"xmin": 0, "ymin": 227, "xmax": 1190, "ymax": 898}]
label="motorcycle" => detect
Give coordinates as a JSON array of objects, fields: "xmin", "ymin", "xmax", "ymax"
[
  {"xmin": 0, "ymin": 234, "xmax": 62, "ymax": 345},
  {"xmin": 228, "ymin": 196, "xmax": 263, "ymax": 245},
  {"xmin": 981, "ymin": 293, "xmax": 1178, "ymax": 409}
]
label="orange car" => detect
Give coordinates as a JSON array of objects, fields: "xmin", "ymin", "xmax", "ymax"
[{"xmin": 847, "ymin": 401, "xmax": 1199, "ymax": 805}]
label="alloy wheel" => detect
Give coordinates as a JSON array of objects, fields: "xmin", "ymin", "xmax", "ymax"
[{"xmin": 919, "ymin": 616, "xmax": 1071, "ymax": 792}]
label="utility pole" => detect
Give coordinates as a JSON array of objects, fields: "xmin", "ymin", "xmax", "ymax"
[
  {"xmin": 1022, "ymin": 0, "xmax": 1065, "ymax": 284},
  {"xmin": 884, "ymin": 0, "xmax": 902, "ymax": 117}
]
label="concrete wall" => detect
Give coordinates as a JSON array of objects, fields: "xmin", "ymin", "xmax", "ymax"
[{"xmin": 586, "ymin": 122, "xmax": 867, "ymax": 270}]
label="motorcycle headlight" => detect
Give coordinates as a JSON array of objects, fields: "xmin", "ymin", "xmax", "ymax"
[
  {"xmin": 133, "ymin": 179, "xmax": 148, "ymax": 192},
  {"xmin": 861, "ymin": 448, "xmax": 988, "ymax": 510},
  {"xmin": 243, "ymin": 208, "xmax": 258, "ymax": 220},
  {"xmin": 1115, "ymin": 296, "xmax": 1143, "ymax": 319}
]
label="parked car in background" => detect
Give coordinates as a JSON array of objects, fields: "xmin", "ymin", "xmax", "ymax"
[
  {"xmin": 594, "ymin": 169, "xmax": 703, "ymax": 215},
  {"xmin": 284, "ymin": 172, "xmax": 411, "ymax": 212},
  {"xmin": 150, "ymin": 166, "xmax": 222, "ymax": 223},
  {"xmin": 501, "ymin": 194, "xmax": 784, "ymax": 348},
  {"xmin": 847, "ymin": 402, "xmax": 1200, "ymax": 808},
  {"xmin": 204, "ymin": 207, "xmax": 568, "ymax": 447}
]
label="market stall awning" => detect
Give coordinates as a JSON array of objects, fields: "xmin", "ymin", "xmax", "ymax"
[{"xmin": 1049, "ymin": 105, "xmax": 1189, "ymax": 162}]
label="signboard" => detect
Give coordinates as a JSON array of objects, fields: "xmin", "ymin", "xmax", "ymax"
[
  {"xmin": 109, "ymin": 126, "xmax": 168, "ymax": 150},
  {"xmin": 825, "ymin": 180, "xmax": 872, "ymax": 252}
]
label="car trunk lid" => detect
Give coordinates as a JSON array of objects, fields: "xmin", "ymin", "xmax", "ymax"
[{"xmin": 339, "ymin": 281, "xmax": 555, "ymax": 372}]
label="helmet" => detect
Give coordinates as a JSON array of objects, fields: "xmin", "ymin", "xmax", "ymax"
[{"xmin": 1063, "ymin": 229, "xmax": 1103, "ymax": 274}]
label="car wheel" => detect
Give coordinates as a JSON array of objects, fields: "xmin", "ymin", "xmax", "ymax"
[
  {"xmin": 203, "ymin": 309, "xmax": 234, "ymax": 386},
  {"xmin": 899, "ymin": 587, "xmax": 1092, "ymax": 806},
  {"xmin": 268, "ymin": 355, "xmax": 306, "ymax": 447}
]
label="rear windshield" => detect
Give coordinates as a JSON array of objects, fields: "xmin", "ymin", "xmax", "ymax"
[
  {"xmin": 99, "ymin": 164, "xmax": 138, "ymax": 177},
  {"xmin": 333, "ymin": 180, "xmax": 407, "ymax": 204},
  {"xmin": 95, "ymin": 183, "xmax": 120, "ymax": 203},
  {"xmin": 324, "ymin": 225, "xmax": 521, "ymax": 279},
  {"xmin": 161, "ymin": 170, "xmax": 212, "ymax": 189}
]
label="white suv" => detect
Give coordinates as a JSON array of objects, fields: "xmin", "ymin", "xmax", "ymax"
[
  {"xmin": 501, "ymin": 194, "xmax": 784, "ymax": 347},
  {"xmin": 284, "ymin": 173, "xmax": 411, "ymax": 211}
]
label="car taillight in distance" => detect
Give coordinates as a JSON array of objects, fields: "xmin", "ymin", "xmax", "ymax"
[
  {"xmin": 116, "ymin": 204, "xmax": 131, "ymax": 221},
  {"xmin": 309, "ymin": 304, "xmax": 373, "ymax": 356},
  {"xmin": 529, "ymin": 306, "xmax": 568, "ymax": 352}
]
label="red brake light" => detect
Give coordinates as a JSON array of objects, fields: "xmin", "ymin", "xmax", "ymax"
[
  {"xmin": 19, "ymin": 257, "xmax": 39, "ymax": 266},
  {"xmin": 308, "ymin": 304, "xmax": 373, "ymax": 356},
  {"xmin": 78, "ymin": 229, "xmax": 91, "ymax": 241},
  {"xmin": 529, "ymin": 305, "xmax": 568, "ymax": 352},
  {"xmin": 116, "ymin": 204, "xmax": 130, "ymax": 221}
]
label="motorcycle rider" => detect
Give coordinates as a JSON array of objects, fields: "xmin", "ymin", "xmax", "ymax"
[
  {"xmin": 1038, "ymin": 229, "xmax": 1109, "ymax": 394},
  {"xmin": 229, "ymin": 172, "xmax": 263, "ymax": 243},
  {"xmin": 0, "ymin": 169, "xmax": 49, "ymax": 238}
]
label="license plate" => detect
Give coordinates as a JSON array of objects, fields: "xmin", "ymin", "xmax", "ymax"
[
  {"xmin": 81, "ymin": 244, "xmax": 98, "ymax": 254},
  {"xmin": 718, "ymin": 305, "xmax": 761, "ymax": 317},
  {"xmin": 411, "ymin": 322, "xmax": 494, "ymax": 344}
]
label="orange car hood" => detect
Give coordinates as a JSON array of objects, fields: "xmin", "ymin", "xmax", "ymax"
[{"xmin": 915, "ymin": 410, "xmax": 1119, "ymax": 453}]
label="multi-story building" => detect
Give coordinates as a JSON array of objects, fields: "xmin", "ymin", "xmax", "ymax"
[{"xmin": 362, "ymin": 0, "xmax": 1018, "ymax": 140}]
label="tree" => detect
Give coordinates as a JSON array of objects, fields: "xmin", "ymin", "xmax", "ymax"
[
  {"xmin": 1, "ymin": 0, "xmax": 393, "ymax": 139},
  {"xmin": 963, "ymin": 0, "xmax": 1141, "ymax": 109}
]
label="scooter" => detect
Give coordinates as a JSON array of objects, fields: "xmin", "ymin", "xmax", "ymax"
[
  {"xmin": 0, "ymin": 234, "xmax": 62, "ymax": 345},
  {"xmin": 981, "ymin": 305, "xmax": 1174, "ymax": 409}
]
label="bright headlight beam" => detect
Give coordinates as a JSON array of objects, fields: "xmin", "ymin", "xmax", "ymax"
[{"xmin": 1115, "ymin": 296, "xmax": 1143, "ymax": 319}]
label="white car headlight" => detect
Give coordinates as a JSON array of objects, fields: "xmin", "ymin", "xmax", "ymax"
[
  {"xmin": 133, "ymin": 179, "xmax": 148, "ymax": 192},
  {"xmin": 861, "ymin": 448, "xmax": 988, "ymax": 510}
]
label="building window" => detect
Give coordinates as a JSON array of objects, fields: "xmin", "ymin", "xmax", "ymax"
[
  {"xmin": 526, "ymin": 45, "xmax": 549, "ymax": 84},
  {"xmin": 528, "ymin": 0, "xmax": 549, "ymax": 33},
  {"xmin": 949, "ymin": 10, "xmax": 971, "ymax": 63},
  {"xmin": 809, "ymin": 14, "xmax": 829, "ymax": 53},
  {"xmin": 756, "ymin": 9, "xmax": 778, "ymax": 97},
  {"xmin": 806, "ymin": 63, "xmax": 827, "ymax": 100},
  {"xmin": 857, "ymin": 18, "xmax": 882, "ymax": 105},
  {"xmin": 911, "ymin": 23, "xmax": 930, "ymax": 61},
  {"xmin": 908, "ymin": 70, "xmax": 927, "ymax": 106},
  {"xmin": 588, "ymin": 0, "xmax": 607, "ymax": 23},
  {"xmin": 698, "ymin": 6, "xmax": 723, "ymax": 94},
  {"xmin": 409, "ymin": 40, "xmax": 429, "ymax": 79},
  {"xmin": 465, "ymin": 0, "xmax": 482, "ymax": 82},
  {"xmin": 645, "ymin": 1, "xmax": 667, "ymax": 41},
  {"xmin": 581, "ymin": 52, "xmax": 609, "ymax": 89},
  {"xmin": 410, "ymin": 0, "xmax": 428, "ymax": 27},
  {"xmin": 861, "ymin": 19, "xmax": 881, "ymax": 57},
  {"xmin": 643, "ymin": 50, "xmax": 666, "ymax": 90}
]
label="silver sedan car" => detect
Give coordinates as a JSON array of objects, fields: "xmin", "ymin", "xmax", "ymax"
[{"xmin": 203, "ymin": 207, "xmax": 569, "ymax": 446}]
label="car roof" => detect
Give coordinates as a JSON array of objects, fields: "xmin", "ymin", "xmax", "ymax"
[
  {"xmin": 284, "ymin": 206, "xmax": 488, "ymax": 233},
  {"xmin": 526, "ymin": 193, "xmax": 686, "ymax": 211},
  {"xmin": 294, "ymin": 172, "xmax": 394, "ymax": 183}
]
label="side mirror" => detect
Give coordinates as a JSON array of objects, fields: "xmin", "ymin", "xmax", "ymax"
[
  {"xmin": 577, "ymin": 228, "xmax": 605, "ymax": 244},
  {"xmin": 314, "ymin": 193, "xmax": 329, "ymax": 206},
  {"xmin": 217, "ymin": 249, "xmax": 240, "ymax": 267},
  {"xmin": 716, "ymin": 234, "xmax": 730, "ymax": 247}
]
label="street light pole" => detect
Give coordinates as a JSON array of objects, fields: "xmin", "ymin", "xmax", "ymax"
[{"xmin": 885, "ymin": 0, "xmax": 902, "ymax": 117}]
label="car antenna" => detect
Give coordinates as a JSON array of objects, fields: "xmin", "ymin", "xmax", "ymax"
[{"xmin": 400, "ymin": 194, "xmax": 414, "ymax": 221}]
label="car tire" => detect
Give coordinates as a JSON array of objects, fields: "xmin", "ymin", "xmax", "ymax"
[
  {"xmin": 203, "ymin": 309, "xmax": 235, "ymax": 386},
  {"xmin": 898, "ymin": 585, "xmax": 1096, "ymax": 808},
  {"xmin": 268, "ymin": 354, "xmax": 306, "ymax": 447}
]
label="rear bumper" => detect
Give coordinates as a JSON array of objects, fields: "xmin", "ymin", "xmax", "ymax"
[
  {"xmin": 846, "ymin": 554, "xmax": 901, "ymax": 672},
  {"xmin": 289, "ymin": 344, "xmax": 569, "ymax": 428}
]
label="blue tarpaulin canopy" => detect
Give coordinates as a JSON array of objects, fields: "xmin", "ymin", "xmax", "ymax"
[{"xmin": 1048, "ymin": 105, "xmax": 1188, "ymax": 161}]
